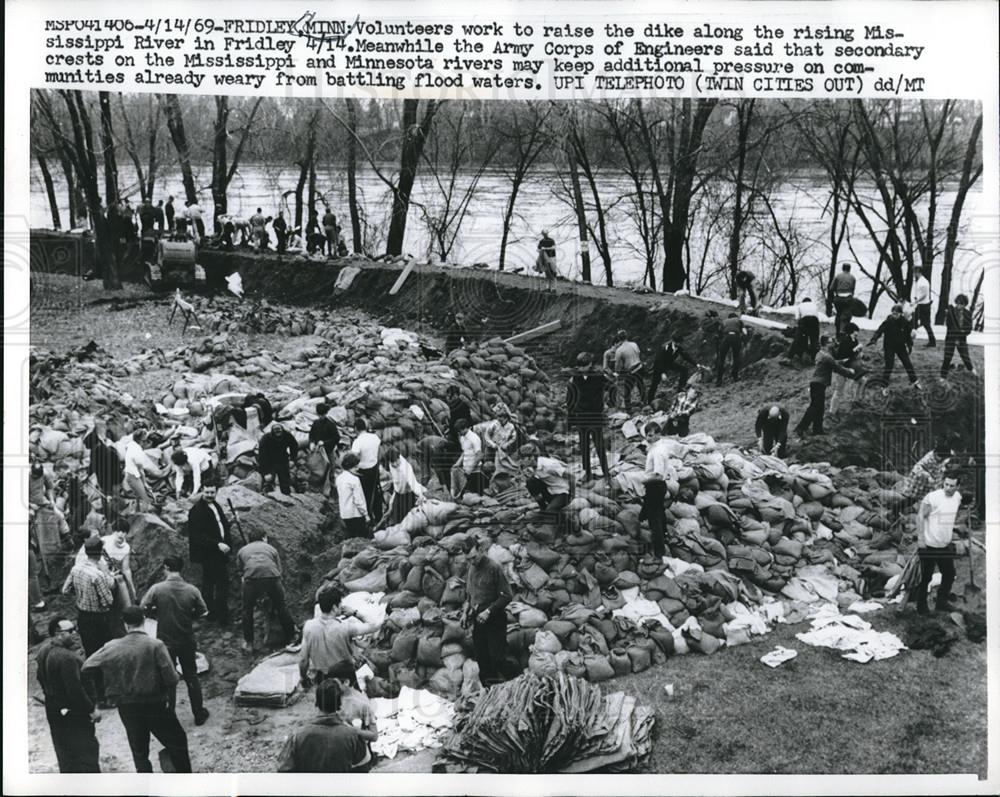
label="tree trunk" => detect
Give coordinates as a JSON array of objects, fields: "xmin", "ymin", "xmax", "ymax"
[
  {"xmin": 160, "ymin": 93, "xmax": 198, "ymax": 204},
  {"xmin": 498, "ymin": 176, "xmax": 522, "ymax": 271},
  {"xmin": 308, "ymin": 160, "xmax": 317, "ymax": 216},
  {"xmin": 294, "ymin": 110, "xmax": 320, "ymax": 229},
  {"xmin": 937, "ymin": 113, "xmax": 983, "ymax": 324},
  {"xmin": 58, "ymin": 151, "xmax": 77, "ymax": 225},
  {"xmin": 98, "ymin": 92, "xmax": 119, "ymax": 207},
  {"xmin": 211, "ymin": 96, "xmax": 230, "ymax": 231},
  {"xmin": 38, "ymin": 153, "xmax": 62, "ymax": 229},
  {"xmin": 727, "ymin": 101, "xmax": 753, "ymax": 297},
  {"xmin": 345, "ymin": 98, "xmax": 363, "ymax": 252},
  {"xmin": 662, "ymin": 99, "xmax": 718, "ymax": 291},
  {"xmin": 567, "ymin": 143, "xmax": 591, "ymax": 284},
  {"xmin": 386, "ymin": 100, "xmax": 440, "ymax": 256}
]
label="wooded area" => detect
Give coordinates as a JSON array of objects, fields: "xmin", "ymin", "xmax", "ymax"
[{"xmin": 30, "ymin": 92, "xmax": 983, "ymax": 320}]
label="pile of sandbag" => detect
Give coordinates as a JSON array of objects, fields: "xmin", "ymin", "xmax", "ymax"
[
  {"xmin": 182, "ymin": 295, "xmax": 335, "ymax": 338},
  {"xmin": 314, "ymin": 432, "xmax": 931, "ymax": 693},
  {"xmin": 440, "ymin": 672, "xmax": 654, "ymax": 773}
]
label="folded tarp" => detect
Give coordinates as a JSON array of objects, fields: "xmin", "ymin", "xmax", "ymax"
[{"xmin": 234, "ymin": 651, "xmax": 301, "ymax": 707}]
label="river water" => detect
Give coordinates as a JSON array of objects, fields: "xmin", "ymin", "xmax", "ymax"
[{"xmin": 29, "ymin": 164, "xmax": 987, "ymax": 313}]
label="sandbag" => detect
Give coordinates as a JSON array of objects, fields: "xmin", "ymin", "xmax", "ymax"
[
  {"xmin": 440, "ymin": 579, "xmax": 466, "ymax": 608},
  {"xmin": 422, "ymin": 567, "xmax": 446, "ymax": 603},
  {"xmin": 542, "ymin": 619, "xmax": 576, "ymax": 643},
  {"xmin": 390, "ymin": 627, "xmax": 421, "ymax": 662},
  {"xmin": 648, "ymin": 625, "xmax": 675, "ymax": 656},
  {"xmin": 609, "ymin": 648, "xmax": 632, "ymax": 677},
  {"xmin": 525, "ymin": 543, "xmax": 561, "ymax": 570},
  {"xmin": 416, "ymin": 635, "xmax": 444, "ymax": 668},
  {"xmin": 615, "ymin": 570, "xmax": 641, "ymax": 590},
  {"xmin": 518, "ymin": 607, "xmax": 548, "ymax": 628},
  {"xmin": 529, "ymin": 651, "xmax": 560, "ymax": 677},
  {"xmin": 387, "ymin": 591, "xmax": 421, "ymax": 609},
  {"xmin": 517, "ymin": 561, "xmax": 549, "ymax": 591},
  {"xmin": 627, "ymin": 644, "xmax": 652, "ymax": 673},
  {"xmin": 531, "ymin": 629, "xmax": 562, "ymax": 654},
  {"xmin": 374, "ymin": 528, "xmax": 412, "ymax": 549},
  {"xmin": 594, "ymin": 561, "xmax": 617, "ymax": 587},
  {"xmin": 584, "ymin": 654, "xmax": 615, "ymax": 682},
  {"xmin": 344, "ymin": 567, "xmax": 388, "ymax": 593}
]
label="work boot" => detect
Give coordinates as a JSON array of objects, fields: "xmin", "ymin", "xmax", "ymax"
[{"xmin": 194, "ymin": 708, "xmax": 210, "ymax": 726}]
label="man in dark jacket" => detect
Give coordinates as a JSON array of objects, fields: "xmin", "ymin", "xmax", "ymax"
[
  {"xmin": 140, "ymin": 556, "xmax": 210, "ymax": 726},
  {"xmin": 755, "ymin": 405, "xmax": 790, "ymax": 457},
  {"xmin": 273, "ymin": 211, "xmax": 288, "ymax": 254},
  {"xmin": 648, "ymin": 336, "xmax": 698, "ymax": 403},
  {"xmin": 186, "ymin": 484, "xmax": 232, "ymax": 624},
  {"xmin": 716, "ymin": 314, "xmax": 746, "ymax": 385},
  {"xmin": 308, "ymin": 404, "xmax": 341, "ymax": 459},
  {"xmin": 259, "ymin": 424, "xmax": 299, "ymax": 495},
  {"xmin": 165, "ymin": 196, "xmax": 176, "ymax": 232},
  {"xmin": 462, "ymin": 536, "xmax": 512, "ymax": 686},
  {"xmin": 736, "ymin": 270, "xmax": 757, "ymax": 314},
  {"xmin": 794, "ymin": 337, "xmax": 856, "ymax": 437},
  {"xmin": 36, "ymin": 616, "xmax": 101, "ymax": 772},
  {"xmin": 152, "ymin": 200, "xmax": 165, "ymax": 235},
  {"xmin": 940, "ymin": 293, "xmax": 975, "ymax": 378},
  {"xmin": 277, "ymin": 679, "xmax": 368, "ymax": 772},
  {"xmin": 83, "ymin": 606, "xmax": 191, "ymax": 773},
  {"xmin": 83, "ymin": 425, "xmax": 123, "ymax": 524},
  {"xmin": 870, "ymin": 303, "xmax": 921, "ymax": 394},
  {"xmin": 566, "ymin": 352, "xmax": 611, "ymax": 482}
]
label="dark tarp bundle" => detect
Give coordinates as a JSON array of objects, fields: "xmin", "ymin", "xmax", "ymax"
[{"xmin": 441, "ymin": 672, "xmax": 653, "ymax": 773}]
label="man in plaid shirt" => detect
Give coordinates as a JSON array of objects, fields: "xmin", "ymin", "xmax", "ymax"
[{"xmin": 63, "ymin": 536, "xmax": 117, "ymax": 701}]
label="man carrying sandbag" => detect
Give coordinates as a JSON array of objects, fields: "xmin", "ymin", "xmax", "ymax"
[
  {"xmin": 462, "ymin": 537, "xmax": 512, "ymax": 687},
  {"xmin": 237, "ymin": 528, "xmax": 299, "ymax": 653},
  {"xmin": 755, "ymin": 405, "xmax": 789, "ymax": 457},
  {"xmin": 520, "ymin": 441, "xmax": 576, "ymax": 536},
  {"xmin": 299, "ymin": 586, "xmax": 379, "ymax": 690}
]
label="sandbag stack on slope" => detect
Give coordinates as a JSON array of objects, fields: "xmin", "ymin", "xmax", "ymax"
[{"xmin": 440, "ymin": 672, "xmax": 654, "ymax": 773}]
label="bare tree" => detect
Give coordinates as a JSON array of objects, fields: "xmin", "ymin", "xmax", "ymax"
[
  {"xmin": 496, "ymin": 104, "xmax": 552, "ymax": 271},
  {"xmin": 418, "ymin": 104, "xmax": 501, "ymax": 262},
  {"xmin": 117, "ymin": 94, "xmax": 161, "ymax": 202},
  {"xmin": 159, "ymin": 93, "xmax": 198, "ymax": 204},
  {"xmin": 211, "ymin": 96, "xmax": 263, "ymax": 230},
  {"xmin": 98, "ymin": 92, "xmax": 119, "ymax": 208},
  {"xmin": 35, "ymin": 90, "xmax": 119, "ymax": 288},
  {"xmin": 345, "ymin": 97, "xmax": 363, "ymax": 253},
  {"xmin": 386, "ymin": 100, "xmax": 441, "ymax": 256}
]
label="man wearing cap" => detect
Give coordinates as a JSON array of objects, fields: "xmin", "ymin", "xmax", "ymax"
[
  {"xmin": 277, "ymin": 679, "xmax": 368, "ymax": 772},
  {"xmin": 140, "ymin": 556, "xmax": 210, "ymax": 726},
  {"xmin": 259, "ymin": 424, "xmax": 299, "ymax": 496},
  {"xmin": 870, "ymin": 303, "xmax": 921, "ymax": 394},
  {"xmin": 82, "ymin": 605, "xmax": 192, "ymax": 773},
  {"xmin": 36, "ymin": 616, "xmax": 102, "ymax": 772},
  {"xmin": 187, "ymin": 483, "xmax": 233, "ymax": 624},
  {"xmin": 62, "ymin": 535, "xmax": 118, "ymax": 702},
  {"xmin": 567, "ymin": 352, "xmax": 612, "ymax": 483},
  {"xmin": 755, "ymin": 405, "xmax": 790, "ymax": 457}
]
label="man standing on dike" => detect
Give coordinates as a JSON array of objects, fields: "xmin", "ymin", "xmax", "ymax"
[
  {"xmin": 567, "ymin": 352, "xmax": 612, "ymax": 483},
  {"xmin": 82, "ymin": 605, "xmax": 192, "ymax": 773},
  {"xmin": 36, "ymin": 616, "xmax": 102, "ymax": 772},
  {"xmin": 462, "ymin": 536, "xmax": 512, "ymax": 687},
  {"xmin": 186, "ymin": 483, "xmax": 233, "ymax": 625},
  {"xmin": 794, "ymin": 336, "xmax": 855, "ymax": 438},
  {"xmin": 140, "ymin": 555, "xmax": 210, "ymax": 726},
  {"xmin": 870, "ymin": 303, "xmax": 921, "ymax": 395},
  {"xmin": 828, "ymin": 262, "xmax": 857, "ymax": 334}
]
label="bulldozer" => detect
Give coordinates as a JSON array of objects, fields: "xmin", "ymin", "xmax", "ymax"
[{"xmin": 143, "ymin": 217, "xmax": 206, "ymax": 292}]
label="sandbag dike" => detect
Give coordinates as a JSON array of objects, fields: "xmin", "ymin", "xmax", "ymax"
[{"xmin": 30, "ymin": 230, "xmax": 985, "ymax": 469}]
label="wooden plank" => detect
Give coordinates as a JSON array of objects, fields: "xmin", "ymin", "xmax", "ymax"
[
  {"xmin": 388, "ymin": 260, "xmax": 416, "ymax": 295},
  {"xmin": 504, "ymin": 319, "xmax": 562, "ymax": 344}
]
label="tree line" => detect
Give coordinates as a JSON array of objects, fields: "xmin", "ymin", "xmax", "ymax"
[{"xmin": 31, "ymin": 91, "xmax": 983, "ymax": 325}]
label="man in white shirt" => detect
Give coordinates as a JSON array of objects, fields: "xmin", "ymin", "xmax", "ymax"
[
  {"xmin": 788, "ymin": 297, "xmax": 821, "ymax": 362},
  {"xmin": 641, "ymin": 422, "xmax": 677, "ymax": 559},
  {"xmin": 914, "ymin": 475, "xmax": 963, "ymax": 614},
  {"xmin": 911, "ymin": 267, "xmax": 937, "ymax": 347},
  {"xmin": 350, "ymin": 419, "xmax": 382, "ymax": 520},
  {"xmin": 450, "ymin": 419, "xmax": 483, "ymax": 497},
  {"xmin": 520, "ymin": 442, "xmax": 575, "ymax": 532},
  {"xmin": 122, "ymin": 429, "xmax": 168, "ymax": 511},
  {"xmin": 378, "ymin": 446, "xmax": 425, "ymax": 528},
  {"xmin": 170, "ymin": 447, "xmax": 216, "ymax": 499},
  {"xmin": 336, "ymin": 453, "xmax": 369, "ymax": 538}
]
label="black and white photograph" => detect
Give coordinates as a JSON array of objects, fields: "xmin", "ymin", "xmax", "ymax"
[{"xmin": 5, "ymin": 1, "xmax": 999, "ymax": 794}]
